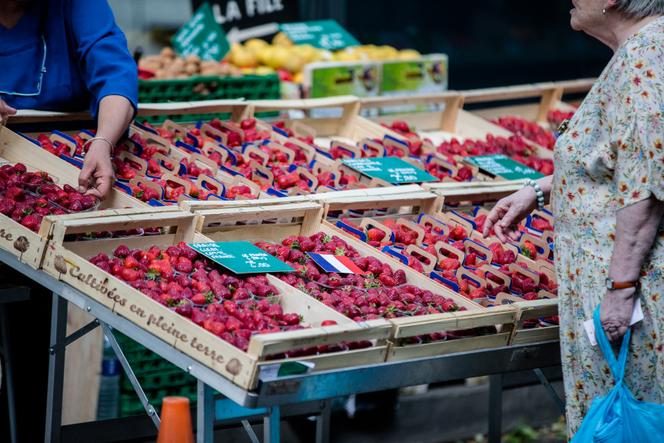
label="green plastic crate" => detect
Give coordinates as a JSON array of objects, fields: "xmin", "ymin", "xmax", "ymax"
[
  {"xmin": 116, "ymin": 332, "xmax": 198, "ymax": 417},
  {"xmin": 138, "ymin": 74, "xmax": 280, "ymax": 103}
]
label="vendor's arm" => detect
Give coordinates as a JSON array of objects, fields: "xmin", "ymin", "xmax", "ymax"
[
  {"xmin": 78, "ymin": 95, "xmax": 133, "ymax": 198},
  {"xmin": 68, "ymin": 0, "xmax": 138, "ymax": 198},
  {"xmin": 483, "ymin": 175, "xmax": 553, "ymax": 242},
  {"xmin": 601, "ymin": 198, "xmax": 664, "ymax": 341},
  {"xmin": 0, "ymin": 98, "xmax": 16, "ymax": 126}
]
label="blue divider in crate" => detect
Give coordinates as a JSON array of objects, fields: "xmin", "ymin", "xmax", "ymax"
[
  {"xmin": 429, "ymin": 272, "xmax": 460, "ymax": 292},
  {"xmin": 134, "ymin": 121, "xmax": 158, "ymax": 135},
  {"xmin": 381, "ymin": 245, "xmax": 409, "ymax": 265},
  {"xmin": 335, "ymin": 220, "xmax": 368, "ymax": 242},
  {"xmin": 176, "ymin": 140, "xmax": 200, "ymax": 154},
  {"xmin": 52, "ymin": 130, "xmax": 78, "ymax": 144},
  {"xmin": 266, "ymin": 188, "xmax": 288, "ymax": 198},
  {"xmin": 60, "ymin": 155, "xmax": 84, "ymax": 168},
  {"xmin": 18, "ymin": 132, "xmax": 41, "ymax": 145}
]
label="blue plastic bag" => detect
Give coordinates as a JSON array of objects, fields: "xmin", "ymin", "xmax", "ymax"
[{"xmin": 571, "ymin": 307, "xmax": 664, "ymax": 442}]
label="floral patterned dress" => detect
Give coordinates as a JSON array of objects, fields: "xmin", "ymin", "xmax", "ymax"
[{"xmin": 551, "ymin": 16, "xmax": 664, "ymax": 435}]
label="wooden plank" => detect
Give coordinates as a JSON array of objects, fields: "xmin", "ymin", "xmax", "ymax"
[
  {"xmin": 62, "ymin": 305, "xmax": 103, "ymax": 425},
  {"xmin": 511, "ymin": 326, "xmax": 559, "ymax": 345},
  {"xmin": 388, "ymin": 333, "xmax": 511, "ymax": 362}
]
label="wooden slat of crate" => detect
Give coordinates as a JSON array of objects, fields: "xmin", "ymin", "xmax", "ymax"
[
  {"xmin": 388, "ymin": 333, "xmax": 511, "ymax": 362},
  {"xmin": 424, "ymin": 180, "xmax": 526, "ymax": 205},
  {"xmin": 507, "ymin": 298, "xmax": 559, "ymax": 345}
]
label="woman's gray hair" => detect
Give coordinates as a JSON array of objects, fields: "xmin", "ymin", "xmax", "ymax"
[{"xmin": 612, "ymin": 0, "xmax": 664, "ymax": 19}]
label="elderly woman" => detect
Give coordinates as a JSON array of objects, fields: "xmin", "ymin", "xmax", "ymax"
[{"xmin": 484, "ymin": 0, "xmax": 664, "ymax": 436}]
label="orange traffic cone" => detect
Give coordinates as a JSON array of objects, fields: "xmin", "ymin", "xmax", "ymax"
[{"xmin": 157, "ymin": 396, "xmax": 194, "ymax": 443}]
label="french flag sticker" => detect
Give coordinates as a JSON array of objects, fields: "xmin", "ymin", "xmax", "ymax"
[{"xmin": 307, "ymin": 253, "xmax": 364, "ymax": 274}]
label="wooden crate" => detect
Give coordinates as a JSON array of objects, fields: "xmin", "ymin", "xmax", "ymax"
[
  {"xmin": 41, "ymin": 208, "xmax": 391, "ymax": 390},
  {"xmin": 189, "ymin": 201, "xmax": 519, "ymax": 361},
  {"xmin": 462, "ymin": 78, "xmax": 594, "ymax": 123},
  {"xmin": 495, "ymin": 296, "xmax": 559, "ymax": 345},
  {"xmin": 423, "ymin": 180, "xmax": 526, "ymax": 206},
  {"xmin": 0, "ymin": 127, "xmax": 144, "ymax": 269},
  {"xmin": 359, "ymin": 90, "xmax": 554, "ymax": 160}
]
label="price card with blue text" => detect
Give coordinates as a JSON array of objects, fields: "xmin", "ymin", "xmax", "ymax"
[{"xmin": 188, "ymin": 241, "xmax": 294, "ymax": 274}]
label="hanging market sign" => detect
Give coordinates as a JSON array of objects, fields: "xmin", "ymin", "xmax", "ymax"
[
  {"xmin": 279, "ymin": 20, "xmax": 359, "ymax": 51},
  {"xmin": 342, "ymin": 157, "xmax": 438, "ymax": 184},
  {"xmin": 188, "ymin": 241, "xmax": 294, "ymax": 274},
  {"xmin": 173, "ymin": 3, "xmax": 230, "ymax": 61},
  {"xmin": 192, "ymin": 0, "xmax": 300, "ymax": 28},
  {"xmin": 465, "ymin": 154, "xmax": 544, "ymax": 180}
]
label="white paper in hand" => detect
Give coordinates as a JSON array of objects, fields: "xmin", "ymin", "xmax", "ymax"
[{"xmin": 584, "ymin": 298, "xmax": 644, "ymax": 346}]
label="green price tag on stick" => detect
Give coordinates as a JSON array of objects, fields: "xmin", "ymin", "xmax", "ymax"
[
  {"xmin": 279, "ymin": 20, "xmax": 359, "ymax": 51},
  {"xmin": 172, "ymin": 2, "xmax": 230, "ymax": 61},
  {"xmin": 342, "ymin": 157, "xmax": 438, "ymax": 184},
  {"xmin": 465, "ymin": 154, "xmax": 544, "ymax": 180},
  {"xmin": 188, "ymin": 241, "xmax": 294, "ymax": 274}
]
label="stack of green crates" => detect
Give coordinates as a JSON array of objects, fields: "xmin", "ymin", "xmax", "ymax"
[
  {"xmin": 116, "ymin": 332, "xmax": 198, "ymax": 417},
  {"xmin": 138, "ymin": 74, "xmax": 281, "ymax": 124}
]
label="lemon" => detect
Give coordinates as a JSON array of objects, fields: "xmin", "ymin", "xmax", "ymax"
[{"xmin": 272, "ymin": 32, "xmax": 293, "ymax": 47}]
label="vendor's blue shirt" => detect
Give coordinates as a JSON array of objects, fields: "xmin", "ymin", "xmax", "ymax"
[{"xmin": 0, "ymin": 0, "xmax": 137, "ymax": 117}]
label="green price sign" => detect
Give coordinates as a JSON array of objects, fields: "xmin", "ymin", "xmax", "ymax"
[
  {"xmin": 465, "ymin": 155, "xmax": 544, "ymax": 180},
  {"xmin": 188, "ymin": 241, "xmax": 294, "ymax": 275},
  {"xmin": 172, "ymin": 2, "xmax": 230, "ymax": 61},
  {"xmin": 342, "ymin": 157, "xmax": 438, "ymax": 184},
  {"xmin": 279, "ymin": 20, "xmax": 359, "ymax": 51}
]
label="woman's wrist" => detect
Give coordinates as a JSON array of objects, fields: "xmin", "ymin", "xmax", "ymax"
[{"xmin": 523, "ymin": 179, "xmax": 545, "ymax": 210}]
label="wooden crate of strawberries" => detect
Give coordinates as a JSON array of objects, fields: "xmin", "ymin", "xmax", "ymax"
[
  {"xmin": 0, "ymin": 127, "xmax": 144, "ymax": 269},
  {"xmin": 313, "ymin": 187, "xmax": 560, "ymax": 347},
  {"xmin": 41, "ymin": 208, "xmax": 391, "ymax": 390},
  {"xmin": 186, "ymin": 199, "xmax": 518, "ymax": 361}
]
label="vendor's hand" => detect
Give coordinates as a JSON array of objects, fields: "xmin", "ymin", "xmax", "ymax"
[
  {"xmin": 78, "ymin": 141, "xmax": 114, "ymax": 199},
  {"xmin": 0, "ymin": 99, "xmax": 17, "ymax": 126},
  {"xmin": 600, "ymin": 287, "xmax": 636, "ymax": 342},
  {"xmin": 482, "ymin": 187, "xmax": 537, "ymax": 242}
]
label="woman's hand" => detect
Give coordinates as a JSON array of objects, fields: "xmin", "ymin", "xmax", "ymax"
[
  {"xmin": 482, "ymin": 187, "xmax": 538, "ymax": 242},
  {"xmin": 0, "ymin": 99, "xmax": 16, "ymax": 125},
  {"xmin": 600, "ymin": 288, "xmax": 636, "ymax": 342},
  {"xmin": 78, "ymin": 141, "xmax": 114, "ymax": 199}
]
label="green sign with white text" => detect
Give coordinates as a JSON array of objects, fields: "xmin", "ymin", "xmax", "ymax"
[
  {"xmin": 466, "ymin": 155, "xmax": 544, "ymax": 180},
  {"xmin": 279, "ymin": 20, "xmax": 359, "ymax": 51},
  {"xmin": 172, "ymin": 3, "xmax": 230, "ymax": 61},
  {"xmin": 188, "ymin": 241, "xmax": 294, "ymax": 274},
  {"xmin": 342, "ymin": 157, "xmax": 437, "ymax": 184}
]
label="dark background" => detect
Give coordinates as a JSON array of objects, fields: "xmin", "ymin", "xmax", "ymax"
[{"xmin": 200, "ymin": 0, "xmax": 612, "ymax": 89}]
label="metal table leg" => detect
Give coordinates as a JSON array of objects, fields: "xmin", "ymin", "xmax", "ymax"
[
  {"xmin": 533, "ymin": 368, "xmax": 565, "ymax": 414},
  {"xmin": 0, "ymin": 304, "xmax": 17, "ymax": 443},
  {"xmin": 264, "ymin": 405, "xmax": 281, "ymax": 443},
  {"xmin": 315, "ymin": 399, "xmax": 331, "ymax": 443},
  {"xmin": 102, "ymin": 323, "xmax": 160, "ymax": 429},
  {"xmin": 488, "ymin": 374, "xmax": 503, "ymax": 443},
  {"xmin": 197, "ymin": 381, "xmax": 214, "ymax": 443},
  {"xmin": 44, "ymin": 294, "xmax": 68, "ymax": 443}
]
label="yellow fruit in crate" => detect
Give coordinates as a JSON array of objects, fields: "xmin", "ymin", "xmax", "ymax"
[
  {"xmin": 293, "ymin": 71, "xmax": 304, "ymax": 83},
  {"xmin": 244, "ymin": 38, "xmax": 268, "ymax": 54},
  {"xmin": 376, "ymin": 45, "xmax": 399, "ymax": 60},
  {"xmin": 398, "ymin": 49, "xmax": 421, "ymax": 60},
  {"xmin": 293, "ymin": 44, "xmax": 318, "ymax": 63},
  {"xmin": 241, "ymin": 67, "xmax": 256, "ymax": 74},
  {"xmin": 281, "ymin": 51, "xmax": 305, "ymax": 73},
  {"xmin": 254, "ymin": 66, "xmax": 275, "ymax": 75},
  {"xmin": 334, "ymin": 50, "xmax": 360, "ymax": 62},
  {"xmin": 266, "ymin": 46, "xmax": 290, "ymax": 69},
  {"xmin": 272, "ymin": 32, "xmax": 293, "ymax": 47},
  {"xmin": 230, "ymin": 45, "xmax": 258, "ymax": 68}
]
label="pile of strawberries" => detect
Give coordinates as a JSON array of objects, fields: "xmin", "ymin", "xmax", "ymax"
[
  {"xmin": 0, "ymin": 163, "xmax": 98, "ymax": 232},
  {"xmin": 256, "ymin": 233, "xmax": 462, "ymax": 321},
  {"xmin": 437, "ymin": 135, "xmax": 554, "ymax": 175},
  {"xmin": 547, "ymin": 109, "xmax": 575, "ymax": 128},
  {"xmin": 491, "ymin": 116, "xmax": 556, "ymax": 150},
  {"xmin": 89, "ymin": 243, "xmax": 314, "ymax": 352}
]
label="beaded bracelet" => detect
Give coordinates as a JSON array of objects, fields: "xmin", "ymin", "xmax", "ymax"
[
  {"xmin": 524, "ymin": 179, "xmax": 545, "ymax": 210},
  {"xmin": 84, "ymin": 136, "xmax": 114, "ymax": 156}
]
